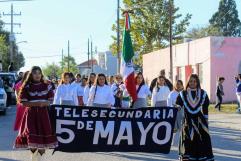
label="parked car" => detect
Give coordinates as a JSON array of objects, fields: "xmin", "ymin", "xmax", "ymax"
[
  {"xmin": 0, "ymin": 83, "xmax": 7, "ymax": 115},
  {"xmin": 0, "ymin": 72, "xmax": 17, "ymax": 105}
]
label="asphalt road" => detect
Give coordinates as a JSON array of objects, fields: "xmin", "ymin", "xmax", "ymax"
[{"xmin": 0, "ymin": 106, "xmax": 240, "ymax": 161}]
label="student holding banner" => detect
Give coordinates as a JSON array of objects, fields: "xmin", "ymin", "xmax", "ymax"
[
  {"xmin": 87, "ymin": 73, "xmax": 115, "ymax": 107},
  {"xmin": 53, "ymin": 72, "xmax": 79, "ymax": 106},
  {"xmin": 14, "ymin": 66, "xmax": 58, "ymax": 161},
  {"xmin": 132, "ymin": 72, "xmax": 151, "ymax": 108},
  {"xmin": 176, "ymin": 74, "xmax": 214, "ymax": 161},
  {"xmin": 83, "ymin": 73, "xmax": 96, "ymax": 105},
  {"xmin": 167, "ymin": 80, "xmax": 184, "ymax": 146},
  {"xmin": 151, "ymin": 75, "xmax": 170, "ymax": 107},
  {"xmin": 72, "ymin": 74, "xmax": 84, "ymax": 105}
]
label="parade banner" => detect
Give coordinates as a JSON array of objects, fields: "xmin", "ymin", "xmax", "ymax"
[{"xmin": 49, "ymin": 105, "xmax": 178, "ymax": 153}]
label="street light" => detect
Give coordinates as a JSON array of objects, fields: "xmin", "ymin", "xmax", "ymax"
[
  {"xmin": 16, "ymin": 41, "xmax": 27, "ymax": 45},
  {"xmin": 0, "ymin": 0, "xmax": 33, "ymax": 2}
]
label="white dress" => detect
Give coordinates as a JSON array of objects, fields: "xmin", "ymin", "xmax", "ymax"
[{"xmin": 53, "ymin": 83, "xmax": 78, "ymax": 106}]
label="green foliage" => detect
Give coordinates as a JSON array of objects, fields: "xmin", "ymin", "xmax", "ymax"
[
  {"xmin": 0, "ymin": 20, "xmax": 25, "ymax": 71},
  {"xmin": 110, "ymin": 0, "xmax": 191, "ymax": 65},
  {"xmin": 209, "ymin": 0, "xmax": 241, "ymax": 37},
  {"xmin": 186, "ymin": 25, "xmax": 223, "ymax": 39},
  {"xmin": 60, "ymin": 55, "xmax": 79, "ymax": 74},
  {"xmin": 42, "ymin": 62, "xmax": 62, "ymax": 79}
]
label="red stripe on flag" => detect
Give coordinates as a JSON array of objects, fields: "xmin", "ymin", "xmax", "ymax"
[
  {"xmin": 125, "ymin": 13, "xmax": 130, "ymax": 30},
  {"xmin": 125, "ymin": 72, "xmax": 137, "ymax": 102}
]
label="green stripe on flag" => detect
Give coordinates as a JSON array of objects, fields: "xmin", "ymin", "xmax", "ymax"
[{"xmin": 122, "ymin": 29, "xmax": 134, "ymax": 63}]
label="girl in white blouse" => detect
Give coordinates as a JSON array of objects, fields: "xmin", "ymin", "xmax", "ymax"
[
  {"xmin": 53, "ymin": 72, "xmax": 78, "ymax": 106},
  {"xmin": 151, "ymin": 76, "xmax": 170, "ymax": 107},
  {"xmin": 87, "ymin": 73, "xmax": 115, "ymax": 107},
  {"xmin": 133, "ymin": 72, "xmax": 151, "ymax": 108},
  {"xmin": 167, "ymin": 80, "xmax": 184, "ymax": 146},
  {"xmin": 83, "ymin": 73, "xmax": 96, "ymax": 105}
]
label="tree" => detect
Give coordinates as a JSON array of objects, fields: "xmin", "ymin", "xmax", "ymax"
[
  {"xmin": 42, "ymin": 62, "xmax": 62, "ymax": 79},
  {"xmin": 209, "ymin": 0, "xmax": 241, "ymax": 37},
  {"xmin": 60, "ymin": 55, "xmax": 79, "ymax": 74},
  {"xmin": 186, "ymin": 25, "xmax": 222, "ymax": 39},
  {"xmin": 0, "ymin": 19, "xmax": 25, "ymax": 71},
  {"xmin": 110, "ymin": 0, "xmax": 191, "ymax": 65}
]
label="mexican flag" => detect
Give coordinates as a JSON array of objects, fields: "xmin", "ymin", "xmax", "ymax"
[{"xmin": 120, "ymin": 12, "xmax": 137, "ymax": 102}]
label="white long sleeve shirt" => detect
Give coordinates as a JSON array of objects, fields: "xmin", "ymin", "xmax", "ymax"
[
  {"xmin": 53, "ymin": 83, "xmax": 79, "ymax": 105},
  {"xmin": 167, "ymin": 90, "xmax": 179, "ymax": 107},
  {"xmin": 136, "ymin": 85, "xmax": 151, "ymax": 99},
  {"xmin": 87, "ymin": 85, "xmax": 115, "ymax": 106},
  {"xmin": 83, "ymin": 86, "xmax": 91, "ymax": 105},
  {"xmin": 71, "ymin": 82, "xmax": 84, "ymax": 97},
  {"xmin": 151, "ymin": 86, "xmax": 170, "ymax": 106}
]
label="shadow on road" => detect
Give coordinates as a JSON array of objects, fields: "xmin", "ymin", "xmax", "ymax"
[
  {"xmin": 0, "ymin": 158, "xmax": 18, "ymax": 161},
  {"xmin": 210, "ymin": 126, "xmax": 241, "ymax": 161}
]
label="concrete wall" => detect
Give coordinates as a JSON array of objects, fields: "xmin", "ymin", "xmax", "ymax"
[
  {"xmin": 143, "ymin": 48, "xmax": 170, "ymax": 85},
  {"xmin": 210, "ymin": 37, "xmax": 241, "ymax": 103},
  {"xmin": 143, "ymin": 36, "xmax": 241, "ymax": 102}
]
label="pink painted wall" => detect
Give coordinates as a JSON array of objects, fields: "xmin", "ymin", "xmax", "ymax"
[
  {"xmin": 143, "ymin": 48, "xmax": 170, "ymax": 84},
  {"xmin": 143, "ymin": 36, "xmax": 241, "ymax": 103},
  {"xmin": 210, "ymin": 37, "xmax": 241, "ymax": 103}
]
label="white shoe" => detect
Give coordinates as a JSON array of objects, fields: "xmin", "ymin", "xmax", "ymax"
[
  {"xmin": 37, "ymin": 151, "xmax": 46, "ymax": 161},
  {"xmin": 31, "ymin": 150, "xmax": 38, "ymax": 161}
]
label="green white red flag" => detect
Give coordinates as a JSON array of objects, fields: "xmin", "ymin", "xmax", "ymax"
[{"xmin": 120, "ymin": 12, "xmax": 137, "ymax": 102}]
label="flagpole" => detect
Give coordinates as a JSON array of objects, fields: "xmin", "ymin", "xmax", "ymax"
[{"xmin": 117, "ymin": 0, "xmax": 120, "ymax": 74}]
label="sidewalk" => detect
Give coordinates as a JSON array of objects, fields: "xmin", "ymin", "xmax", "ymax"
[{"xmin": 209, "ymin": 114, "xmax": 241, "ymax": 130}]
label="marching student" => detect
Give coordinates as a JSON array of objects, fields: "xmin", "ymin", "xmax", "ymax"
[
  {"xmin": 83, "ymin": 73, "xmax": 96, "ymax": 105},
  {"xmin": 53, "ymin": 72, "xmax": 78, "ymax": 106},
  {"xmin": 151, "ymin": 75, "xmax": 170, "ymax": 107},
  {"xmin": 72, "ymin": 74, "xmax": 84, "ymax": 105},
  {"xmin": 108, "ymin": 75, "xmax": 115, "ymax": 87},
  {"xmin": 215, "ymin": 77, "xmax": 225, "ymax": 111},
  {"xmin": 81, "ymin": 77, "xmax": 87, "ymax": 87},
  {"xmin": 13, "ymin": 71, "xmax": 29, "ymax": 131},
  {"xmin": 167, "ymin": 80, "xmax": 184, "ymax": 146},
  {"xmin": 133, "ymin": 72, "xmax": 151, "ymax": 108},
  {"xmin": 176, "ymin": 74, "xmax": 214, "ymax": 161},
  {"xmin": 236, "ymin": 74, "xmax": 241, "ymax": 113},
  {"xmin": 150, "ymin": 70, "xmax": 173, "ymax": 93},
  {"xmin": 14, "ymin": 66, "xmax": 58, "ymax": 161},
  {"xmin": 87, "ymin": 73, "xmax": 115, "ymax": 107},
  {"xmin": 111, "ymin": 74, "xmax": 124, "ymax": 108}
]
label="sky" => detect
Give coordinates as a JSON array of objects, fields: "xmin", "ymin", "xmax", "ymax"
[{"xmin": 0, "ymin": 0, "xmax": 240, "ymax": 72}]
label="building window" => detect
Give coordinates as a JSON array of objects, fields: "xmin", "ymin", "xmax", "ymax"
[{"xmin": 197, "ymin": 63, "xmax": 203, "ymax": 84}]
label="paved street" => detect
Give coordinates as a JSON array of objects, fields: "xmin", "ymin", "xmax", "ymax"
[{"xmin": 0, "ymin": 106, "xmax": 241, "ymax": 161}]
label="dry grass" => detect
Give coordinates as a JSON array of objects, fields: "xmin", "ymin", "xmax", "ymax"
[{"xmin": 209, "ymin": 104, "xmax": 238, "ymax": 114}]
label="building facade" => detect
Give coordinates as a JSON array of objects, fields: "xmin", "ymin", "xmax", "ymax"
[
  {"xmin": 77, "ymin": 51, "xmax": 118, "ymax": 76},
  {"xmin": 143, "ymin": 37, "xmax": 241, "ymax": 103}
]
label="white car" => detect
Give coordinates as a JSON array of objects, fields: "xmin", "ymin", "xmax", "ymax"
[{"xmin": 0, "ymin": 88, "xmax": 7, "ymax": 115}]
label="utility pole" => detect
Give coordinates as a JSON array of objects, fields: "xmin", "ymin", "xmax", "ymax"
[
  {"xmin": 3, "ymin": 3, "xmax": 21, "ymax": 64},
  {"xmin": 61, "ymin": 49, "xmax": 64, "ymax": 72},
  {"xmin": 68, "ymin": 40, "xmax": 70, "ymax": 72},
  {"xmin": 87, "ymin": 38, "xmax": 90, "ymax": 68},
  {"xmin": 117, "ymin": 0, "xmax": 120, "ymax": 74},
  {"xmin": 91, "ymin": 39, "xmax": 93, "ymax": 72},
  {"xmin": 169, "ymin": 0, "xmax": 173, "ymax": 83}
]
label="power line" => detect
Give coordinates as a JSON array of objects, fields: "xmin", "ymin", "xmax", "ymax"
[{"xmin": 2, "ymin": 4, "xmax": 21, "ymax": 62}]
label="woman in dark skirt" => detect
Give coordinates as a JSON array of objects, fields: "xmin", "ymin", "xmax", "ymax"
[
  {"xmin": 14, "ymin": 66, "xmax": 58, "ymax": 161},
  {"xmin": 176, "ymin": 74, "xmax": 214, "ymax": 161}
]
